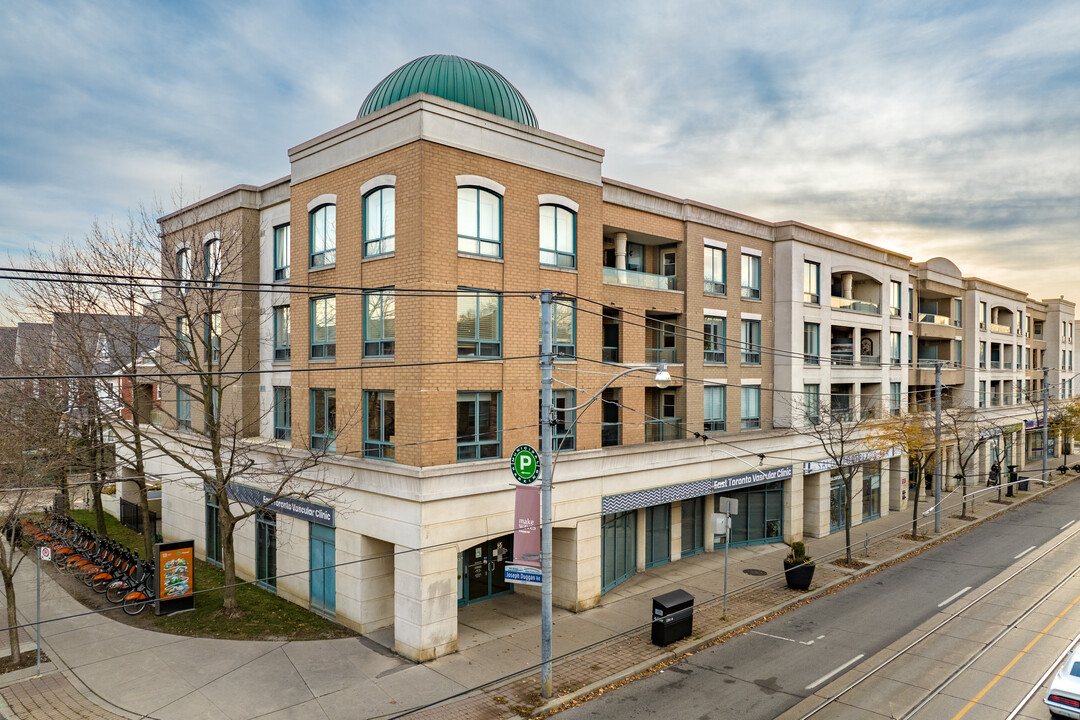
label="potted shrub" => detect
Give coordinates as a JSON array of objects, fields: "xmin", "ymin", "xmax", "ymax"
[{"xmin": 783, "ymin": 541, "xmax": 815, "ymax": 591}]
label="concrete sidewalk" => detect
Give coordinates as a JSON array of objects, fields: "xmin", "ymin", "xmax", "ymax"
[{"xmin": 0, "ymin": 469, "xmax": 1068, "ymax": 720}]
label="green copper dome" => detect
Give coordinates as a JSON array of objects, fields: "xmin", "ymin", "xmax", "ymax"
[{"xmin": 359, "ymin": 55, "xmax": 538, "ymax": 128}]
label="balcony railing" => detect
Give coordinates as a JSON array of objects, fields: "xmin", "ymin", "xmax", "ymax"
[
  {"xmin": 990, "ymin": 323, "xmax": 1011, "ymax": 334},
  {"xmin": 918, "ymin": 313, "xmax": 951, "ymax": 325},
  {"xmin": 804, "ymin": 354, "xmax": 820, "ymax": 366},
  {"xmin": 602, "ymin": 346, "xmax": 619, "ymax": 363},
  {"xmin": 860, "ymin": 355, "xmax": 881, "ymax": 367},
  {"xmin": 742, "ymin": 351, "xmax": 761, "ymax": 365},
  {"xmin": 646, "ymin": 418, "xmax": 682, "ymax": 442},
  {"xmin": 646, "ymin": 348, "xmax": 677, "ymax": 364},
  {"xmin": 705, "ymin": 280, "xmax": 726, "ymax": 295},
  {"xmin": 601, "ymin": 422, "xmax": 621, "ymax": 447},
  {"xmin": 1004, "ymin": 361, "xmax": 1013, "ymax": 369},
  {"xmin": 831, "ymin": 352, "xmax": 854, "ymax": 366},
  {"xmin": 916, "ymin": 360, "xmax": 960, "ymax": 369},
  {"xmin": 831, "ymin": 296, "xmax": 880, "ymax": 314},
  {"xmin": 603, "ymin": 266, "xmax": 677, "ymax": 291},
  {"xmin": 1034, "ymin": 332, "xmax": 1044, "ymax": 340},
  {"xmin": 990, "ymin": 360, "xmax": 1001, "ymax": 369},
  {"xmin": 740, "ymin": 417, "xmax": 761, "ymax": 431}
]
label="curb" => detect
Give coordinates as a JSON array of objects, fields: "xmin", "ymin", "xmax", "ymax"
[{"xmin": 523, "ymin": 475, "xmax": 1074, "ymax": 718}]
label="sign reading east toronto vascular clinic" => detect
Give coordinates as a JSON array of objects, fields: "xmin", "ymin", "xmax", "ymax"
[{"xmin": 206, "ymin": 482, "xmax": 334, "ymax": 527}]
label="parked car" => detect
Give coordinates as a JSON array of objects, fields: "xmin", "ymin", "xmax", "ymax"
[{"xmin": 1046, "ymin": 648, "xmax": 1080, "ymax": 719}]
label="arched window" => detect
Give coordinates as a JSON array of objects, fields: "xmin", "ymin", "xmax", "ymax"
[
  {"xmin": 457, "ymin": 187, "xmax": 501, "ymax": 258},
  {"xmin": 363, "ymin": 187, "xmax": 395, "ymax": 257},
  {"xmin": 175, "ymin": 248, "xmax": 190, "ymax": 294},
  {"xmin": 540, "ymin": 205, "xmax": 576, "ymax": 268},
  {"xmin": 203, "ymin": 238, "xmax": 221, "ymax": 284},
  {"xmin": 310, "ymin": 204, "xmax": 336, "ymax": 268}
]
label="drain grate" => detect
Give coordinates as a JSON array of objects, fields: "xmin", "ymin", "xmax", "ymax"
[{"xmin": 743, "ymin": 568, "xmax": 767, "ymax": 576}]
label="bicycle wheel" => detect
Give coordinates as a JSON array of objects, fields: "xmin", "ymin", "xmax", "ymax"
[
  {"xmin": 91, "ymin": 575, "xmax": 112, "ymax": 594},
  {"xmin": 106, "ymin": 582, "xmax": 129, "ymax": 604},
  {"xmin": 123, "ymin": 594, "xmax": 149, "ymax": 616}
]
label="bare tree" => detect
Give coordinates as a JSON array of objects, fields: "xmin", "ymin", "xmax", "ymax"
[
  {"xmin": 866, "ymin": 411, "xmax": 937, "ymax": 539},
  {"xmin": 942, "ymin": 406, "xmax": 998, "ymax": 519}
]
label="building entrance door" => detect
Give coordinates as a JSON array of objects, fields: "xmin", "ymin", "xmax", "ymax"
[
  {"xmin": 458, "ymin": 534, "xmax": 514, "ymax": 606},
  {"xmin": 830, "ymin": 475, "xmax": 848, "ymax": 534},
  {"xmin": 309, "ymin": 524, "xmax": 335, "ymax": 617}
]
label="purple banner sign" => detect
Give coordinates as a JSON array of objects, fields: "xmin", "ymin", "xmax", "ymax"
[{"xmin": 513, "ymin": 485, "xmax": 541, "ymax": 568}]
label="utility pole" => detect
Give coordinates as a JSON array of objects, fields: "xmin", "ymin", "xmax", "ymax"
[
  {"xmin": 1042, "ymin": 366, "xmax": 1049, "ymax": 483},
  {"xmin": 934, "ymin": 361, "xmax": 942, "ymax": 533},
  {"xmin": 539, "ymin": 290, "xmax": 554, "ymax": 699}
]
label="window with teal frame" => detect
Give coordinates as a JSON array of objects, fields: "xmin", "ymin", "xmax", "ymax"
[
  {"xmin": 704, "ymin": 316, "xmax": 726, "ymax": 363},
  {"xmin": 540, "ymin": 204, "xmax": 575, "ymax": 268},
  {"xmin": 457, "ymin": 187, "xmax": 501, "ymax": 257},
  {"xmin": 704, "ymin": 246, "xmax": 726, "ymax": 295},
  {"xmin": 741, "ymin": 253, "xmax": 761, "ymax": 299},
  {"xmin": 456, "ymin": 392, "xmax": 500, "ymax": 461},
  {"xmin": 273, "ymin": 386, "xmax": 291, "ymax": 441},
  {"xmin": 177, "ymin": 385, "xmax": 191, "ymax": 431},
  {"xmin": 457, "ymin": 289, "xmax": 501, "ymax": 357},
  {"xmin": 273, "ymin": 305, "xmax": 290, "ymax": 362},
  {"xmin": 176, "ymin": 248, "xmax": 190, "ymax": 295},
  {"xmin": 311, "ymin": 388, "xmax": 336, "ymax": 452},
  {"xmin": 363, "ymin": 187, "xmax": 395, "ymax": 257},
  {"xmin": 364, "ymin": 390, "xmax": 395, "ymax": 461},
  {"xmin": 363, "ymin": 289, "xmax": 395, "ymax": 357},
  {"xmin": 310, "ymin": 296, "xmax": 336, "ymax": 359},
  {"xmin": 204, "ymin": 312, "xmax": 221, "ymax": 364},
  {"xmin": 540, "ymin": 299, "xmax": 575, "ymax": 357},
  {"xmin": 539, "ymin": 389, "xmax": 575, "ymax": 451},
  {"xmin": 176, "ymin": 317, "xmax": 192, "ymax": 363},
  {"xmin": 273, "ymin": 224, "xmax": 290, "ymax": 282},
  {"xmin": 310, "ymin": 204, "xmax": 336, "ymax": 268},
  {"xmin": 704, "ymin": 385, "xmax": 725, "ymax": 432},
  {"xmin": 204, "ymin": 238, "xmax": 221, "ymax": 285}
]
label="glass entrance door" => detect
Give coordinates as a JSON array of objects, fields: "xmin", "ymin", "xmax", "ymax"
[
  {"xmin": 645, "ymin": 504, "xmax": 671, "ymax": 568},
  {"xmin": 602, "ymin": 511, "xmax": 636, "ymax": 593},
  {"xmin": 830, "ymin": 475, "xmax": 848, "ymax": 533},
  {"xmin": 458, "ymin": 534, "xmax": 514, "ymax": 606},
  {"xmin": 309, "ymin": 524, "xmax": 335, "ymax": 616},
  {"xmin": 714, "ymin": 481, "xmax": 784, "ymax": 548},
  {"xmin": 681, "ymin": 497, "xmax": 705, "ymax": 557}
]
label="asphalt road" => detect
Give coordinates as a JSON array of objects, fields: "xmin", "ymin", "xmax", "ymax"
[{"xmin": 559, "ymin": 481, "xmax": 1080, "ymax": 720}]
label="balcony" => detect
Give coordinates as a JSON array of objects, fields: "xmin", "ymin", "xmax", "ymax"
[
  {"xmin": 603, "ymin": 266, "xmax": 677, "ymax": 291},
  {"xmin": 831, "ymin": 352, "xmax": 854, "ymax": 366},
  {"xmin": 860, "ymin": 355, "xmax": 881, "ymax": 367},
  {"xmin": 601, "ymin": 422, "xmax": 621, "ymax": 447},
  {"xmin": 990, "ymin": 323, "xmax": 1011, "ymax": 335},
  {"xmin": 646, "ymin": 418, "xmax": 682, "ymax": 442},
  {"xmin": 1004, "ymin": 361, "xmax": 1013, "ymax": 370},
  {"xmin": 990, "ymin": 360, "xmax": 1001, "ymax": 370},
  {"xmin": 647, "ymin": 348, "xmax": 677, "ymax": 364},
  {"xmin": 918, "ymin": 313, "xmax": 951, "ymax": 326},
  {"xmin": 831, "ymin": 296, "xmax": 880, "ymax": 314}
]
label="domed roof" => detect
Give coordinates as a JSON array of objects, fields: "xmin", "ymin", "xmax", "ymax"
[{"xmin": 358, "ymin": 55, "xmax": 538, "ymax": 128}]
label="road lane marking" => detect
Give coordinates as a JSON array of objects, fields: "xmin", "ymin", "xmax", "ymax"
[
  {"xmin": 938, "ymin": 587, "xmax": 973, "ymax": 608},
  {"xmin": 1062, "ymin": 520, "xmax": 1076, "ymax": 531},
  {"xmin": 1014, "ymin": 546, "xmax": 1037, "ymax": 559},
  {"xmin": 950, "ymin": 589, "xmax": 1080, "ymax": 720},
  {"xmin": 806, "ymin": 655, "xmax": 864, "ymax": 691},
  {"xmin": 750, "ymin": 630, "xmax": 814, "ymax": 645}
]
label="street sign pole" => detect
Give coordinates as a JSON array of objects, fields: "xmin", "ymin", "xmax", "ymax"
[
  {"xmin": 539, "ymin": 289, "xmax": 554, "ymax": 699},
  {"xmin": 36, "ymin": 546, "xmax": 47, "ymax": 674}
]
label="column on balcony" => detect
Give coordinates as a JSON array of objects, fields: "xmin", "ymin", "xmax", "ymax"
[
  {"xmin": 615, "ymin": 232, "xmax": 628, "ymax": 270},
  {"xmin": 842, "ymin": 273, "xmax": 853, "ymax": 300}
]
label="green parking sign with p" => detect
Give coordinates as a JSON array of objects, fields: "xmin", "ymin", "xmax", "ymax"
[{"xmin": 511, "ymin": 445, "xmax": 541, "ymax": 484}]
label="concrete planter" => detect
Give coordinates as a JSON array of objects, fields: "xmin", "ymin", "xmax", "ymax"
[{"xmin": 783, "ymin": 559, "xmax": 816, "ymax": 591}]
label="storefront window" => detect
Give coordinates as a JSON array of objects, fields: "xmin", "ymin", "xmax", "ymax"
[
  {"xmin": 862, "ymin": 463, "xmax": 881, "ymax": 521},
  {"xmin": 713, "ymin": 481, "xmax": 784, "ymax": 548}
]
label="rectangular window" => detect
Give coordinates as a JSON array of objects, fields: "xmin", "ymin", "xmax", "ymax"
[
  {"xmin": 363, "ymin": 187, "xmax": 395, "ymax": 257},
  {"xmin": 457, "ymin": 392, "xmax": 500, "ymax": 461},
  {"xmin": 549, "ymin": 300, "xmax": 575, "ymax": 357},
  {"xmin": 273, "ymin": 305, "xmax": 290, "ymax": 362},
  {"xmin": 311, "ymin": 296, "xmax": 336, "ymax": 359},
  {"xmin": 176, "ymin": 317, "xmax": 192, "ymax": 362},
  {"xmin": 741, "ymin": 319, "xmax": 761, "ymax": 364},
  {"xmin": 205, "ymin": 493, "xmax": 222, "ymax": 566},
  {"xmin": 954, "ymin": 340, "xmax": 962, "ymax": 368},
  {"xmin": 804, "ymin": 261, "xmax": 820, "ymax": 304},
  {"xmin": 705, "ymin": 247, "xmax": 726, "ymax": 295},
  {"xmin": 204, "ymin": 312, "xmax": 221, "ymax": 364},
  {"xmin": 890, "ymin": 281, "xmax": 902, "ymax": 317},
  {"xmin": 457, "ymin": 187, "xmax": 502, "ymax": 257},
  {"xmin": 890, "ymin": 332, "xmax": 901, "ymax": 365},
  {"xmin": 704, "ymin": 317, "xmax": 726, "ymax": 363},
  {"xmin": 741, "ymin": 253, "xmax": 761, "ymax": 300},
  {"xmin": 273, "ymin": 224, "xmax": 290, "ymax": 282},
  {"xmin": 364, "ymin": 390, "xmax": 395, "ymax": 460},
  {"xmin": 540, "ymin": 389, "xmax": 576, "ymax": 451},
  {"xmin": 979, "ymin": 341, "xmax": 986, "ymax": 368},
  {"xmin": 310, "ymin": 204, "xmax": 336, "ymax": 268},
  {"xmin": 890, "ymin": 382, "xmax": 902, "ymax": 415},
  {"xmin": 804, "ymin": 322, "xmax": 820, "ymax": 365},
  {"xmin": 364, "ymin": 289, "xmax": 395, "ymax": 357},
  {"xmin": 646, "ymin": 318, "xmax": 677, "ymax": 364},
  {"xmin": 908, "ymin": 288, "xmax": 913, "ymax": 320},
  {"xmin": 979, "ymin": 301, "xmax": 987, "ymax": 329},
  {"xmin": 255, "ymin": 510, "xmax": 277, "ymax": 590},
  {"xmin": 979, "ymin": 381, "xmax": 986, "ymax": 408},
  {"xmin": 803, "ymin": 384, "xmax": 820, "ymax": 425},
  {"xmin": 704, "ymin": 386, "xmax": 725, "ymax": 432},
  {"xmin": 204, "ymin": 386, "xmax": 221, "ymax": 431},
  {"xmin": 311, "ymin": 388, "xmax": 336, "ymax": 452},
  {"xmin": 176, "ymin": 248, "xmax": 191, "ymax": 295},
  {"xmin": 540, "ymin": 205, "xmax": 575, "ymax": 268},
  {"xmin": 457, "ymin": 289, "xmax": 501, "ymax": 357},
  {"xmin": 177, "ymin": 385, "xmax": 191, "ymax": 431},
  {"xmin": 740, "ymin": 385, "xmax": 761, "ymax": 430},
  {"xmin": 953, "ymin": 299, "xmax": 963, "ymax": 327},
  {"xmin": 273, "ymin": 387, "xmax": 291, "ymax": 441}
]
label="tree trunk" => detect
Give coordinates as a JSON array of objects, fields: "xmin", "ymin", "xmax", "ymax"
[
  {"xmin": 961, "ymin": 475, "xmax": 969, "ymax": 517},
  {"xmin": 138, "ymin": 483, "xmax": 153, "ymax": 558},
  {"xmin": 221, "ymin": 513, "xmax": 240, "ymax": 615},
  {"xmin": 91, "ymin": 481, "xmax": 106, "ymax": 537},
  {"xmin": 910, "ymin": 464, "xmax": 922, "ymax": 538},
  {"xmin": 844, "ymin": 474, "xmax": 853, "ymax": 563},
  {"xmin": 2, "ymin": 570, "xmax": 20, "ymax": 662}
]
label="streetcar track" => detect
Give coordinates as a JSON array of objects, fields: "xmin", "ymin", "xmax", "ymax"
[{"xmin": 799, "ymin": 521, "xmax": 1080, "ymax": 719}]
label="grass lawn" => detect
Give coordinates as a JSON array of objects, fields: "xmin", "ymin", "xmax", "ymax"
[{"xmin": 71, "ymin": 510, "xmax": 353, "ymax": 641}]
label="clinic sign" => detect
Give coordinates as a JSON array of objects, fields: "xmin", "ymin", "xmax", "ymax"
[
  {"xmin": 209, "ymin": 483, "xmax": 334, "ymax": 527},
  {"xmin": 711, "ymin": 464, "xmax": 793, "ymax": 492},
  {"xmin": 804, "ymin": 447, "xmax": 900, "ymax": 474}
]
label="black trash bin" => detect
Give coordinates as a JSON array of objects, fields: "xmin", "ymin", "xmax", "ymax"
[
  {"xmin": 652, "ymin": 589, "xmax": 694, "ymax": 646},
  {"xmin": 1007, "ymin": 465, "xmax": 1018, "ymax": 497}
]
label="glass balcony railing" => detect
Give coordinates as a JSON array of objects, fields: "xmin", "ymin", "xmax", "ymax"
[
  {"xmin": 990, "ymin": 360, "xmax": 1001, "ymax": 369},
  {"xmin": 990, "ymin": 323, "xmax": 1011, "ymax": 334},
  {"xmin": 603, "ymin": 266, "xmax": 677, "ymax": 291},
  {"xmin": 646, "ymin": 348, "xmax": 677, "ymax": 364},
  {"xmin": 831, "ymin": 352, "xmax": 854, "ymax": 366},
  {"xmin": 918, "ymin": 313, "xmax": 951, "ymax": 325},
  {"xmin": 831, "ymin": 296, "xmax": 880, "ymax": 314},
  {"xmin": 646, "ymin": 418, "xmax": 682, "ymax": 442},
  {"xmin": 916, "ymin": 359, "xmax": 960, "ymax": 369},
  {"xmin": 1034, "ymin": 332, "xmax": 1044, "ymax": 340},
  {"xmin": 860, "ymin": 355, "xmax": 881, "ymax": 367}
]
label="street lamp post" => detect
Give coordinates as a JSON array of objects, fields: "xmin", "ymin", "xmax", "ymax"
[{"xmin": 538, "ymin": 290, "xmax": 670, "ymax": 699}]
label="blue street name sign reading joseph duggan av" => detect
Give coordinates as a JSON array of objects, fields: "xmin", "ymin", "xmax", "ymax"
[{"xmin": 511, "ymin": 444, "xmax": 540, "ymax": 485}]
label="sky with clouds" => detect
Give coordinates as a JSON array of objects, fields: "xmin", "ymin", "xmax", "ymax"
[{"xmin": 1, "ymin": 0, "xmax": 1078, "ymax": 305}]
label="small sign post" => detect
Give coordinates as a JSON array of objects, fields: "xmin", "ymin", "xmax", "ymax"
[{"xmin": 36, "ymin": 546, "xmax": 48, "ymax": 673}]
